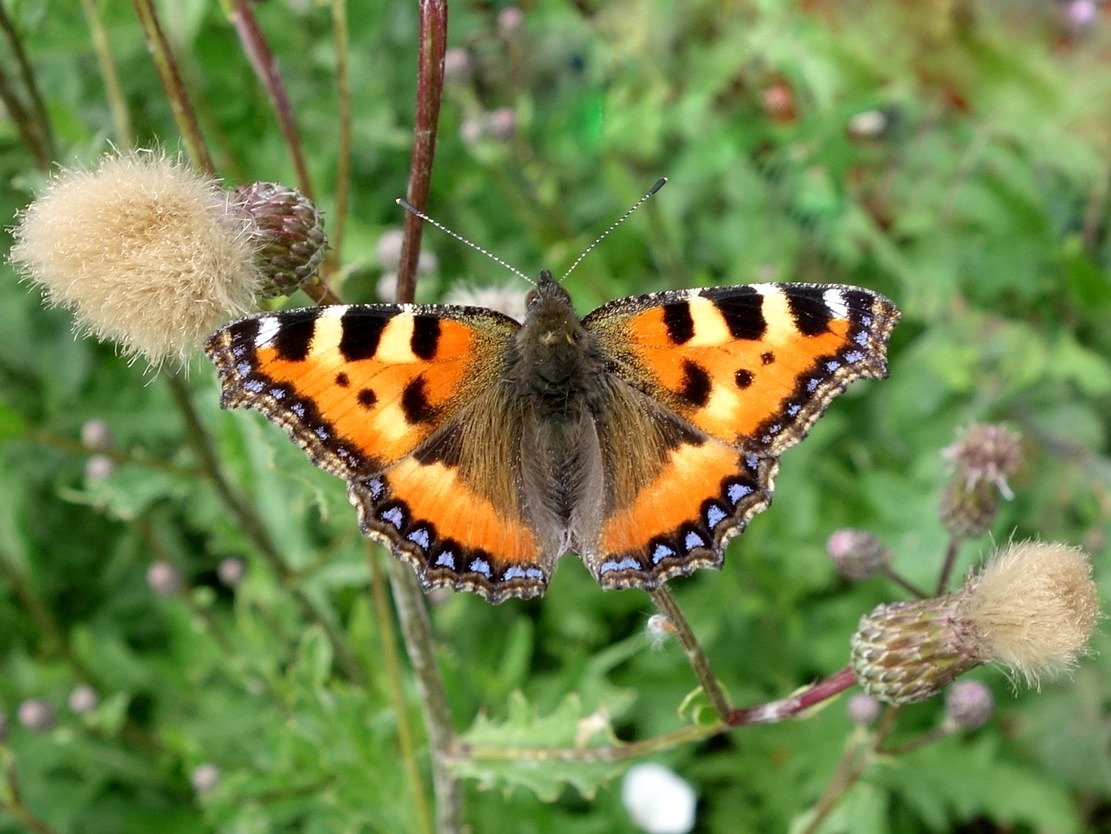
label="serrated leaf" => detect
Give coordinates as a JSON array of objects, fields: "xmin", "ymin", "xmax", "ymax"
[{"xmin": 452, "ymin": 691, "xmax": 626, "ymax": 800}]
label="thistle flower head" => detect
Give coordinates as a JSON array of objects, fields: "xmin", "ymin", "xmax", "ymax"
[
  {"xmin": 9, "ymin": 151, "xmax": 262, "ymax": 366},
  {"xmin": 942, "ymin": 422, "xmax": 1023, "ymax": 499},
  {"xmin": 939, "ymin": 423, "xmax": 1023, "ymax": 539},
  {"xmin": 944, "ymin": 680, "xmax": 993, "ymax": 729},
  {"xmin": 852, "ymin": 540, "xmax": 1100, "ymax": 704},
  {"xmin": 68, "ymin": 684, "xmax": 99, "ymax": 714},
  {"xmin": 17, "ymin": 699, "xmax": 55, "ymax": 732}
]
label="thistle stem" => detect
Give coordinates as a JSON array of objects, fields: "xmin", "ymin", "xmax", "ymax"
[
  {"xmin": 367, "ymin": 546, "xmax": 435, "ymax": 834},
  {"xmin": 325, "ymin": 0, "xmax": 352, "ymax": 277},
  {"xmin": 164, "ymin": 372, "xmax": 365, "ymax": 684},
  {"xmin": 131, "ymin": 0, "xmax": 216, "ymax": 175},
  {"xmin": 649, "ymin": 586, "xmax": 731, "ymax": 719},
  {"xmin": 396, "ymin": 0, "xmax": 448, "ymax": 306},
  {"xmin": 387, "ymin": 564, "xmax": 462, "ymax": 834},
  {"xmin": 230, "ymin": 0, "xmax": 315, "ymax": 201},
  {"xmin": 80, "ymin": 0, "xmax": 133, "ymax": 147}
]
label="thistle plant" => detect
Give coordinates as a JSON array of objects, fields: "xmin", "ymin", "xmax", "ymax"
[{"xmin": 1, "ymin": 4, "xmax": 1107, "ymax": 834}]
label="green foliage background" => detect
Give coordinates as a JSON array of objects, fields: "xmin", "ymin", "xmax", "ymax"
[{"xmin": 1, "ymin": 1, "xmax": 1110, "ymax": 831}]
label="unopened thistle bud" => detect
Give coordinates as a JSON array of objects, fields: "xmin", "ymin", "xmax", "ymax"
[
  {"xmin": 826, "ymin": 529, "xmax": 892, "ymax": 580},
  {"xmin": 940, "ymin": 423, "xmax": 1023, "ymax": 538},
  {"xmin": 846, "ymin": 692, "xmax": 882, "ymax": 726},
  {"xmin": 944, "ymin": 680, "xmax": 993, "ymax": 729},
  {"xmin": 17, "ymin": 699, "xmax": 55, "ymax": 732},
  {"xmin": 9, "ymin": 151, "xmax": 262, "ymax": 365},
  {"xmin": 233, "ymin": 181, "xmax": 328, "ymax": 299},
  {"xmin": 851, "ymin": 540, "xmax": 1099, "ymax": 704}
]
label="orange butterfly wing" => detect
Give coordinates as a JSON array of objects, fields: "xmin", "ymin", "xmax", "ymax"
[
  {"xmin": 579, "ymin": 283, "xmax": 898, "ymax": 589},
  {"xmin": 204, "ymin": 304, "xmax": 551, "ymax": 601}
]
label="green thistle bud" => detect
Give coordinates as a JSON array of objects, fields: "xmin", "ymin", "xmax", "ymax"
[
  {"xmin": 940, "ymin": 477, "xmax": 999, "ymax": 539},
  {"xmin": 851, "ymin": 596, "xmax": 985, "ymax": 705},
  {"xmin": 826, "ymin": 529, "xmax": 892, "ymax": 580},
  {"xmin": 234, "ymin": 181, "xmax": 327, "ymax": 298}
]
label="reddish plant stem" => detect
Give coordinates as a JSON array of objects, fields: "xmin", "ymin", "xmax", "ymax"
[
  {"xmin": 727, "ymin": 666, "xmax": 857, "ymax": 726},
  {"xmin": 460, "ymin": 666, "xmax": 861, "ymax": 764},
  {"xmin": 230, "ymin": 0, "xmax": 315, "ymax": 202},
  {"xmin": 324, "ymin": 0, "xmax": 352, "ymax": 278},
  {"xmin": 389, "ymin": 4, "xmax": 460, "ymax": 830},
  {"xmin": 396, "ymin": 0, "xmax": 447, "ymax": 306},
  {"xmin": 935, "ymin": 537, "xmax": 961, "ymax": 594}
]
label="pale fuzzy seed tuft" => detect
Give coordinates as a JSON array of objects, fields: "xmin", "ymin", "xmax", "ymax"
[
  {"xmin": 960, "ymin": 541, "xmax": 1100, "ymax": 686},
  {"xmin": 9, "ymin": 152, "xmax": 261, "ymax": 365},
  {"xmin": 444, "ymin": 283, "xmax": 528, "ymax": 322}
]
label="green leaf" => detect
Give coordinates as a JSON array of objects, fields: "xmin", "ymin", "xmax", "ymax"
[{"xmin": 453, "ymin": 691, "xmax": 626, "ymax": 800}]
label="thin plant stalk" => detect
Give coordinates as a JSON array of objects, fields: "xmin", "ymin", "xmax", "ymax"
[
  {"xmin": 0, "ymin": 3, "xmax": 54, "ymax": 166},
  {"xmin": 388, "ymin": 563, "xmax": 462, "ymax": 834},
  {"xmin": 163, "ymin": 372, "xmax": 365, "ymax": 685},
  {"xmin": 131, "ymin": 0, "xmax": 216, "ymax": 175},
  {"xmin": 650, "ymin": 586, "xmax": 731, "ymax": 719},
  {"xmin": 390, "ymin": 2, "xmax": 461, "ymax": 830},
  {"xmin": 935, "ymin": 537, "xmax": 961, "ymax": 594},
  {"xmin": 80, "ymin": 0, "xmax": 133, "ymax": 147},
  {"xmin": 0, "ymin": 750, "xmax": 58, "ymax": 834},
  {"xmin": 395, "ymin": 0, "xmax": 448, "ymax": 304},
  {"xmin": 801, "ymin": 707, "xmax": 901, "ymax": 834},
  {"xmin": 367, "ymin": 546, "xmax": 435, "ymax": 834},
  {"xmin": 0, "ymin": 63, "xmax": 48, "ymax": 170},
  {"xmin": 325, "ymin": 0, "xmax": 352, "ymax": 278},
  {"xmin": 229, "ymin": 0, "xmax": 315, "ymax": 201}
]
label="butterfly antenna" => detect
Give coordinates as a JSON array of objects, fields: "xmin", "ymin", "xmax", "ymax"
[
  {"xmin": 396, "ymin": 198, "xmax": 534, "ymax": 286},
  {"xmin": 561, "ymin": 177, "xmax": 667, "ymax": 282}
]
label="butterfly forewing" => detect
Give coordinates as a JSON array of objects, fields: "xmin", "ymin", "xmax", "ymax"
[{"xmin": 205, "ymin": 303, "xmax": 556, "ymax": 601}]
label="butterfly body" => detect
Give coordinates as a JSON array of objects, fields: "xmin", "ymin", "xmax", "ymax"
[{"xmin": 206, "ymin": 274, "xmax": 898, "ymax": 602}]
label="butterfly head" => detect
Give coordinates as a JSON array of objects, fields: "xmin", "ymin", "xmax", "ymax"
[{"xmin": 518, "ymin": 270, "xmax": 593, "ymax": 392}]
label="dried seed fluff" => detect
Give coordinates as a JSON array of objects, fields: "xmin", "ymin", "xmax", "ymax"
[{"xmin": 9, "ymin": 151, "xmax": 261, "ymax": 366}]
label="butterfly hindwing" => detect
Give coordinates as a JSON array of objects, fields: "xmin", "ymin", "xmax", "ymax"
[{"xmin": 205, "ymin": 303, "xmax": 553, "ymax": 601}]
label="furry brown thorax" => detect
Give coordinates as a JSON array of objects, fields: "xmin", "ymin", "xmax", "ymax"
[{"xmin": 514, "ymin": 270, "xmax": 604, "ymax": 414}]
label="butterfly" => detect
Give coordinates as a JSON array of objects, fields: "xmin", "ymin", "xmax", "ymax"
[{"xmin": 205, "ymin": 271, "xmax": 898, "ymax": 602}]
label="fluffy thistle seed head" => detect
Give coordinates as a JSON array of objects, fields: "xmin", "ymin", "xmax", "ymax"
[
  {"xmin": 958, "ymin": 541, "xmax": 1100, "ymax": 685},
  {"xmin": 9, "ymin": 152, "xmax": 262, "ymax": 366},
  {"xmin": 444, "ymin": 283, "xmax": 528, "ymax": 322}
]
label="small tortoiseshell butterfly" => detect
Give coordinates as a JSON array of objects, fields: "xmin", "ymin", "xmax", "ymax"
[{"xmin": 206, "ymin": 246, "xmax": 897, "ymax": 602}]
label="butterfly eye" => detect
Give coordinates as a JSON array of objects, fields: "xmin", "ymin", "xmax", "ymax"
[{"xmin": 525, "ymin": 289, "xmax": 539, "ymax": 308}]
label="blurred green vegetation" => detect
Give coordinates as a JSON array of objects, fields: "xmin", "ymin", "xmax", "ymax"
[{"xmin": 1, "ymin": 1, "xmax": 1110, "ymax": 832}]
